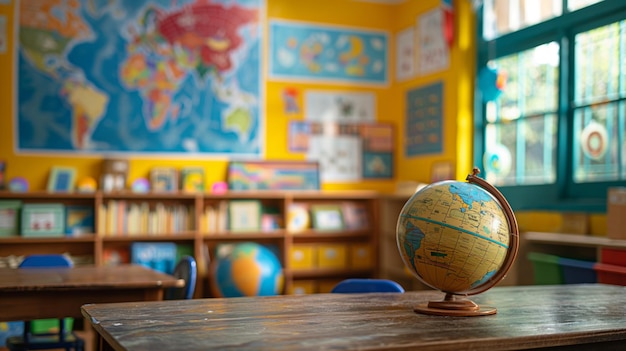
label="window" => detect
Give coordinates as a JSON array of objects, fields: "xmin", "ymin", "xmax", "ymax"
[{"xmin": 476, "ymin": 0, "xmax": 626, "ymax": 211}]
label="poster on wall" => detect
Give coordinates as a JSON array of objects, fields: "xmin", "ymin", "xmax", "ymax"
[
  {"xmin": 15, "ymin": 0, "xmax": 264, "ymax": 156},
  {"xmin": 395, "ymin": 26, "xmax": 416, "ymax": 81},
  {"xmin": 305, "ymin": 90, "xmax": 375, "ymax": 122},
  {"xmin": 288, "ymin": 120, "xmax": 394, "ymax": 182},
  {"xmin": 269, "ymin": 20, "xmax": 388, "ymax": 85},
  {"xmin": 405, "ymin": 81, "xmax": 443, "ymax": 157},
  {"xmin": 417, "ymin": 7, "xmax": 449, "ymax": 75}
]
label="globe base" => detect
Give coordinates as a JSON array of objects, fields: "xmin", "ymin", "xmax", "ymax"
[{"xmin": 413, "ymin": 293, "xmax": 497, "ymax": 317}]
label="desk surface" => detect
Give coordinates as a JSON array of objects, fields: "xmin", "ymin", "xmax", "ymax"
[
  {"xmin": 0, "ymin": 264, "xmax": 183, "ymax": 321},
  {"xmin": 82, "ymin": 284, "xmax": 626, "ymax": 351}
]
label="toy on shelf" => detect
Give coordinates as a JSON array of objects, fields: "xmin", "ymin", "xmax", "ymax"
[
  {"xmin": 101, "ymin": 159, "xmax": 129, "ymax": 192},
  {"xmin": 131, "ymin": 178, "xmax": 150, "ymax": 193},
  {"xmin": 8, "ymin": 177, "xmax": 29, "ymax": 193},
  {"xmin": 77, "ymin": 177, "xmax": 97, "ymax": 193}
]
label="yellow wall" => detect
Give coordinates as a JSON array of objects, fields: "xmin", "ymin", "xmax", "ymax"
[{"xmin": 0, "ymin": 0, "xmax": 475, "ymax": 193}]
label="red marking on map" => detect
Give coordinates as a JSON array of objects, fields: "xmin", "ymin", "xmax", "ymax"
[{"xmin": 156, "ymin": 0, "xmax": 258, "ymax": 72}]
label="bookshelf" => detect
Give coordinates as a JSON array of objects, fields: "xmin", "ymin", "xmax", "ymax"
[
  {"xmin": 378, "ymin": 194, "xmax": 430, "ymax": 291},
  {"xmin": 0, "ymin": 190, "xmax": 380, "ymax": 297}
]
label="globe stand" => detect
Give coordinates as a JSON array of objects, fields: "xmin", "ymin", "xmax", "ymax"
[{"xmin": 414, "ymin": 292, "xmax": 496, "ymax": 317}]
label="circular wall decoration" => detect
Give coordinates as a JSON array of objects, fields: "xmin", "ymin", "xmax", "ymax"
[
  {"xmin": 580, "ymin": 121, "xmax": 608, "ymax": 161},
  {"xmin": 483, "ymin": 143, "xmax": 512, "ymax": 177}
]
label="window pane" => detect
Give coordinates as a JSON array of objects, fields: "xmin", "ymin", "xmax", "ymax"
[
  {"xmin": 524, "ymin": 114, "xmax": 557, "ymax": 184},
  {"xmin": 568, "ymin": 0, "xmax": 603, "ymax": 12},
  {"xmin": 575, "ymin": 21, "xmax": 626, "ymax": 104},
  {"xmin": 484, "ymin": 114, "xmax": 556, "ymax": 186},
  {"xmin": 573, "ymin": 102, "xmax": 621, "ymax": 182},
  {"xmin": 484, "ymin": 43, "xmax": 559, "ymax": 186},
  {"xmin": 484, "ymin": 123, "xmax": 517, "ymax": 185},
  {"xmin": 493, "ymin": 43, "xmax": 559, "ymax": 119},
  {"xmin": 483, "ymin": 0, "xmax": 562, "ymax": 39}
]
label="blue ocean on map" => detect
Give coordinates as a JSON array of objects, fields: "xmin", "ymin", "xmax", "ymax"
[{"xmin": 17, "ymin": 0, "xmax": 262, "ymax": 155}]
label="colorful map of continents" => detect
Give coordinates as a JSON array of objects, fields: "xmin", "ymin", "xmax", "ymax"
[{"xmin": 17, "ymin": 0, "xmax": 262, "ymax": 155}]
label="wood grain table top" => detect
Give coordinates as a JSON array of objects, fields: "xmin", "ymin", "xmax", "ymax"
[
  {"xmin": 82, "ymin": 284, "xmax": 626, "ymax": 351},
  {"xmin": 0, "ymin": 264, "xmax": 184, "ymax": 291},
  {"xmin": 0, "ymin": 264, "xmax": 184, "ymax": 321}
]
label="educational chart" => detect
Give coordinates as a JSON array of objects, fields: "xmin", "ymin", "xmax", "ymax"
[
  {"xmin": 269, "ymin": 20, "xmax": 388, "ymax": 85},
  {"xmin": 289, "ymin": 90, "xmax": 392, "ymax": 182},
  {"xmin": 289, "ymin": 121, "xmax": 394, "ymax": 181},
  {"xmin": 16, "ymin": 0, "xmax": 263, "ymax": 156},
  {"xmin": 405, "ymin": 82, "xmax": 444, "ymax": 156}
]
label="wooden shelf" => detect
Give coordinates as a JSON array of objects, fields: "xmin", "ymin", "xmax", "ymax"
[
  {"xmin": 0, "ymin": 191, "xmax": 95, "ymax": 199},
  {"xmin": 0, "ymin": 236, "xmax": 96, "ymax": 244},
  {"xmin": 0, "ymin": 190, "xmax": 380, "ymax": 297},
  {"xmin": 292, "ymin": 268, "xmax": 375, "ymax": 279},
  {"xmin": 102, "ymin": 234, "xmax": 197, "ymax": 242},
  {"xmin": 202, "ymin": 232, "xmax": 286, "ymax": 240},
  {"xmin": 524, "ymin": 232, "xmax": 626, "ymax": 249}
]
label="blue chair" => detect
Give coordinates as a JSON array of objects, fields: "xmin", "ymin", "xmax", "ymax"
[
  {"xmin": 331, "ymin": 278, "xmax": 405, "ymax": 294},
  {"xmin": 6, "ymin": 254, "xmax": 84, "ymax": 351},
  {"xmin": 164, "ymin": 255, "xmax": 197, "ymax": 300}
]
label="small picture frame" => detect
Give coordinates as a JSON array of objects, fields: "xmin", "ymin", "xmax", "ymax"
[
  {"xmin": 286, "ymin": 203, "xmax": 310, "ymax": 233},
  {"xmin": 150, "ymin": 167, "xmax": 178, "ymax": 192},
  {"xmin": 47, "ymin": 166, "xmax": 77, "ymax": 193},
  {"xmin": 228, "ymin": 200, "xmax": 262, "ymax": 232},
  {"xmin": 65, "ymin": 205, "xmax": 95, "ymax": 236},
  {"xmin": 180, "ymin": 167, "xmax": 205, "ymax": 192},
  {"xmin": 310, "ymin": 204, "xmax": 344, "ymax": 231},
  {"xmin": 341, "ymin": 201, "xmax": 369, "ymax": 230}
]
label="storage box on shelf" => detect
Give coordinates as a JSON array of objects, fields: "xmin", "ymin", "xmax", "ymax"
[
  {"xmin": 521, "ymin": 232, "xmax": 626, "ymax": 286},
  {"xmin": 0, "ymin": 192, "xmax": 96, "ymax": 266}
]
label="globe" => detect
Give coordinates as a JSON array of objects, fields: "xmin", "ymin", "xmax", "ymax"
[
  {"xmin": 396, "ymin": 169, "xmax": 519, "ymax": 316},
  {"xmin": 210, "ymin": 242, "xmax": 284, "ymax": 298}
]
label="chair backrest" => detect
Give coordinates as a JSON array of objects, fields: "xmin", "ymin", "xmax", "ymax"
[
  {"xmin": 17, "ymin": 254, "xmax": 74, "ymax": 340},
  {"xmin": 165, "ymin": 256, "xmax": 197, "ymax": 300},
  {"xmin": 331, "ymin": 278, "xmax": 405, "ymax": 294},
  {"xmin": 19, "ymin": 254, "xmax": 73, "ymax": 268}
]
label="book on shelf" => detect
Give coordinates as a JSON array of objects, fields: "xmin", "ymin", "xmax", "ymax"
[
  {"xmin": 131, "ymin": 242, "xmax": 178, "ymax": 274},
  {"xmin": 200, "ymin": 204, "xmax": 219, "ymax": 235},
  {"xmin": 102, "ymin": 247, "xmax": 130, "ymax": 266},
  {"xmin": 100, "ymin": 200, "xmax": 194, "ymax": 236}
]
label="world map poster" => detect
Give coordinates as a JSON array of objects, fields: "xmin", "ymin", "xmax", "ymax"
[{"xmin": 15, "ymin": 0, "xmax": 263, "ymax": 156}]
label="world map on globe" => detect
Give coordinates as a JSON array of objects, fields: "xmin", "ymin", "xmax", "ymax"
[
  {"xmin": 17, "ymin": 0, "xmax": 261, "ymax": 155},
  {"xmin": 211, "ymin": 242, "xmax": 284, "ymax": 298},
  {"xmin": 397, "ymin": 181, "xmax": 511, "ymax": 294}
]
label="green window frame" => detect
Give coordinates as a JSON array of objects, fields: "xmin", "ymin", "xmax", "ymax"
[{"xmin": 475, "ymin": 0, "xmax": 626, "ymax": 212}]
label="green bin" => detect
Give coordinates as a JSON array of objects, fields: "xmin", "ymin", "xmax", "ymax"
[{"xmin": 528, "ymin": 252, "xmax": 563, "ymax": 285}]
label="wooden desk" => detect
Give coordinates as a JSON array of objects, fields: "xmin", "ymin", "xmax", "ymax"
[
  {"xmin": 0, "ymin": 264, "xmax": 184, "ymax": 322},
  {"xmin": 82, "ymin": 284, "xmax": 626, "ymax": 351}
]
